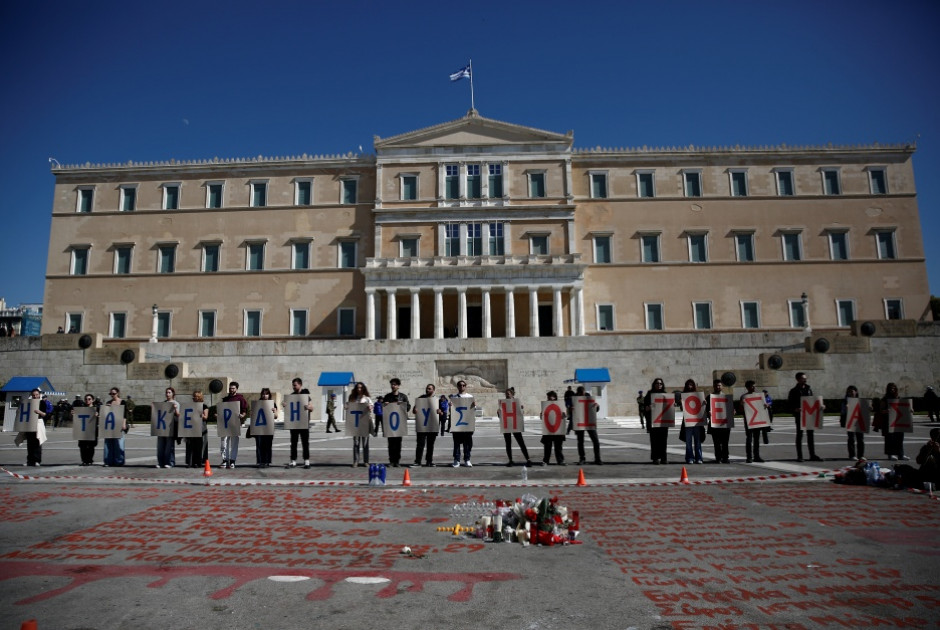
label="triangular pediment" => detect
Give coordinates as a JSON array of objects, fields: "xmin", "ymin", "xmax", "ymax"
[{"xmin": 374, "ymin": 110, "xmax": 573, "ymax": 151}]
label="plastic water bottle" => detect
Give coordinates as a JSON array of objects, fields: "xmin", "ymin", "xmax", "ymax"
[{"xmin": 521, "ymin": 466, "xmax": 528, "ymax": 482}]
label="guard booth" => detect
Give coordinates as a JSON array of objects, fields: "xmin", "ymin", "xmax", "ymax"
[
  {"xmin": 316, "ymin": 372, "xmax": 355, "ymax": 422},
  {"xmin": 566, "ymin": 368, "xmax": 611, "ymax": 419},
  {"xmin": 1, "ymin": 376, "xmax": 66, "ymax": 432}
]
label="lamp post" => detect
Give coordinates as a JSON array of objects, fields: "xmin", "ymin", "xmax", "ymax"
[
  {"xmin": 801, "ymin": 292, "xmax": 811, "ymax": 334},
  {"xmin": 150, "ymin": 304, "xmax": 159, "ymax": 343}
]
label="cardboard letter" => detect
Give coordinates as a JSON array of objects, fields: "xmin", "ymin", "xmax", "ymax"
[
  {"xmin": 541, "ymin": 401, "xmax": 565, "ymax": 435},
  {"xmin": 345, "ymin": 402, "xmax": 373, "ymax": 437},
  {"xmin": 72, "ymin": 407, "xmax": 96, "ymax": 441},
  {"xmin": 844, "ymin": 398, "xmax": 870, "ymax": 433},
  {"xmin": 15, "ymin": 401, "xmax": 38, "ymax": 432},
  {"xmin": 414, "ymin": 398, "xmax": 440, "ymax": 434},
  {"xmin": 741, "ymin": 393, "xmax": 770, "ymax": 430},
  {"xmin": 250, "ymin": 400, "xmax": 276, "ymax": 436},
  {"xmin": 651, "ymin": 394, "xmax": 676, "ymax": 428},
  {"xmin": 99, "ymin": 404, "xmax": 124, "ymax": 438},
  {"xmin": 709, "ymin": 395, "xmax": 734, "ymax": 429},
  {"xmin": 573, "ymin": 396, "xmax": 599, "ymax": 429},
  {"xmin": 283, "ymin": 394, "xmax": 310, "ymax": 430},
  {"xmin": 450, "ymin": 396, "xmax": 476, "ymax": 433},
  {"xmin": 178, "ymin": 402, "xmax": 203, "ymax": 438},
  {"xmin": 800, "ymin": 396, "xmax": 824, "ymax": 430},
  {"xmin": 383, "ymin": 402, "xmax": 408, "ymax": 437},
  {"xmin": 216, "ymin": 401, "xmax": 242, "ymax": 437},
  {"xmin": 681, "ymin": 393, "xmax": 706, "ymax": 427},
  {"xmin": 888, "ymin": 399, "xmax": 914, "ymax": 433},
  {"xmin": 499, "ymin": 400, "xmax": 524, "ymax": 433},
  {"xmin": 150, "ymin": 401, "xmax": 176, "ymax": 437}
]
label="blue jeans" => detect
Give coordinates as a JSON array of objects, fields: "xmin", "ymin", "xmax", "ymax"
[
  {"xmin": 104, "ymin": 437, "xmax": 125, "ymax": 466},
  {"xmin": 684, "ymin": 426, "xmax": 702, "ymax": 463},
  {"xmin": 157, "ymin": 436, "xmax": 176, "ymax": 467}
]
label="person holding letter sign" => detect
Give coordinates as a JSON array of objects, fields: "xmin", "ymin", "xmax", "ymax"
[
  {"xmin": 450, "ymin": 380, "xmax": 475, "ymax": 467},
  {"xmin": 220, "ymin": 382, "xmax": 248, "ymax": 469},
  {"xmin": 155, "ymin": 387, "xmax": 180, "ymax": 469},
  {"xmin": 101, "ymin": 387, "xmax": 128, "ymax": 467},
  {"xmin": 540, "ymin": 391, "xmax": 566, "ymax": 465},
  {"xmin": 840, "ymin": 385, "xmax": 867, "ymax": 461},
  {"xmin": 498, "ymin": 387, "xmax": 534, "ymax": 467},
  {"xmin": 185, "ymin": 391, "xmax": 209, "ymax": 467},
  {"xmin": 573, "ymin": 385, "xmax": 602, "ymax": 465},
  {"xmin": 348, "ymin": 382, "xmax": 373, "ymax": 467},
  {"xmin": 286, "ymin": 378, "xmax": 314, "ymax": 469},
  {"xmin": 250, "ymin": 388, "xmax": 277, "ymax": 467},
  {"xmin": 876, "ymin": 382, "xmax": 910, "ymax": 461},
  {"xmin": 382, "ymin": 378, "xmax": 411, "ymax": 467},
  {"xmin": 680, "ymin": 379, "xmax": 705, "ymax": 465},
  {"xmin": 740, "ymin": 380, "xmax": 768, "ymax": 463},
  {"xmin": 707, "ymin": 380, "xmax": 732, "ymax": 464},
  {"xmin": 788, "ymin": 372, "xmax": 822, "ymax": 463},
  {"xmin": 644, "ymin": 378, "xmax": 669, "ymax": 465},
  {"xmin": 414, "ymin": 384, "xmax": 441, "ymax": 466},
  {"xmin": 17, "ymin": 388, "xmax": 48, "ymax": 466},
  {"xmin": 75, "ymin": 394, "xmax": 99, "ymax": 466}
]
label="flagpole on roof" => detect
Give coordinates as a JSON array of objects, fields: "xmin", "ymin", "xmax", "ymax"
[{"xmin": 469, "ymin": 59, "xmax": 475, "ymax": 112}]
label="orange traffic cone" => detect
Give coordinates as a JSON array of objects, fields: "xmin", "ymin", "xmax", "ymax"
[
  {"xmin": 576, "ymin": 468, "xmax": 587, "ymax": 486},
  {"xmin": 203, "ymin": 460, "xmax": 212, "ymax": 477},
  {"xmin": 21, "ymin": 620, "xmax": 37, "ymax": 630},
  {"xmin": 402, "ymin": 468, "xmax": 412, "ymax": 486},
  {"xmin": 679, "ymin": 467, "xmax": 690, "ymax": 484}
]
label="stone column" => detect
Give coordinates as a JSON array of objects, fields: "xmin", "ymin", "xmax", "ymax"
[
  {"xmin": 553, "ymin": 287, "xmax": 563, "ymax": 337},
  {"xmin": 529, "ymin": 287, "xmax": 540, "ymax": 338},
  {"xmin": 387, "ymin": 290, "xmax": 397, "ymax": 341},
  {"xmin": 434, "ymin": 288, "xmax": 444, "ymax": 339},
  {"xmin": 574, "ymin": 287, "xmax": 585, "ymax": 336},
  {"xmin": 410, "ymin": 288, "xmax": 421, "ymax": 339},
  {"xmin": 365, "ymin": 289, "xmax": 376, "ymax": 340},
  {"xmin": 505, "ymin": 287, "xmax": 516, "ymax": 338},
  {"xmin": 457, "ymin": 287, "xmax": 468, "ymax": 339},
  {"xmin": 481, "ymin": 286, "xmax": 492, "ymax": 338}
]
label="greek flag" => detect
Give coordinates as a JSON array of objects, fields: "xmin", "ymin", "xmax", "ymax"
[{"xmin": 449, "ymin": 64, "xmax": 471, "ymax": 82}]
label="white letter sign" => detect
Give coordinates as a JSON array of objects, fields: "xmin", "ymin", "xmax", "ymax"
[
  {"xmin": 741, "ymin": 393, "xmax": 770, "ymax": 430},
  {"xmin": 383, "ymin": 402, "xmax": 408, "ymax": 437},
  {"xmin": 99, "ymin": 404, "xmax": 124, "ymax": 438},
  {"xmin": 177, "ymin": 402, "xmax": 203, "ymax": 438},
  {"xmin": 150, "ymin": 401, "xmax": 176, "ymax": 437},
  {"xmin": 650, "ymin": 394, "xmax": 675, "ymax": 428},
  {"xmin": 499, "ymin": 400, "xmax": 524, "ymax": 433},
  {"xmin": 540, "ymin": 401, "xmax": 566, "ymax": 436},
  {"xmin": 888, "ymin": 399, "xmax": 914, "ymax": 433},
  {"xmin": 345, "ymin": 402, "xmax": 373, "ymax": 437},
  {"xmin": 216, "ymin": 401, "xmax": 242, "ymax": 437},
  {"xmin": 681, "ymin": 393, "xmax": 706, "ymax": 427},
  {"xmin": 709, "ymin": 395, "xmax": 734, "ymax": 429},
  {"xmin": 414, "ymin": 398, "xmax": 440, "ymax": 434},
  {"xmin": 250, "ymin": 400, "xmax": 276, "ymax": 436},
  {"xmin": 449, "ymin": 396, "xmax": 476, "ymax": 433},
  {"xmin": 844, "ymin": 398, "xmax": 871, "ymax": 433},
  {"xmin": 800, "ymin": 396, "xmax": 824, "ymax": 430},
  {"xmin": 573, "ymin": 396, "xmax": 599, "ymax": 430},
  {"xmin": 283, "ymin": 394, "xmax": 310, "ymax": 430},
  {"xmin": 15, "ymin": 401, "xmax": 38, "ymax": 432},
  {"xmin": 72, "ymin": 406, "xmax": 97, "ymax": 440}
]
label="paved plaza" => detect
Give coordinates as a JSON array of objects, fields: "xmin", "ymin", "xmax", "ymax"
[{"xmin": 1, "ymin": 419, "xmax": 938, "ymax": 629}]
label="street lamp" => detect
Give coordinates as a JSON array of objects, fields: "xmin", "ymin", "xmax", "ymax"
[
  {"xmin": 150, "ymin": 304, "xmax": 159, "ymax": 343},
  {"xmin": 801, "ymin": 292, "xmax": 811, "ymax": 334}
]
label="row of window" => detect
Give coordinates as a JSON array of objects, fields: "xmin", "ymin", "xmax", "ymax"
[
  {"xmin": 75, "ymin": 178, "xmax": 359, "ymax": 213},
  {"xmin": 69, "ymin": 295, "xmax": 904, "ymax": 340},
  {"xmin": 591, "ymin": 228, "xmax": 898, "ymax": 264},
  {"xmin": 603, "ymin": 297, "xmax": 904, "ymax": 332}
]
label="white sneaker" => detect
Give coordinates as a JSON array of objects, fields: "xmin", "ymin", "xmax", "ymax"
[
  {"xmin": 229, "ymin": 462, "xmax": 235, "ymax": 469},
  {"xmin": 889, "ymin": 455, "xmax": 898, "ymax": 461},
  {"xmin": 451, "ymin": 460, "xmax": 460, "ymax": 467},
  {"xmin": 900, "ymin": 455, "xmax": 910, "ymax": 461},
  {"xmin": 163, "ymin": 464, "xmax": 172, "ymax": 468},
  {"xmin": 289, "ymin": 461, "xmax": 297, "ymax": 467},
  {"xmin": 463, "ymin": 460, "xmax": 473, "ymax": 467},
  {"xmin": 155, "ymin": 464, "xmax": 162, "ymax": 468}
]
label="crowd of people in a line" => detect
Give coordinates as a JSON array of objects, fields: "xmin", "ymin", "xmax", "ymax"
[{"xmin": 11, "ymin": 373, "xmax": 939, "ymax": 480}]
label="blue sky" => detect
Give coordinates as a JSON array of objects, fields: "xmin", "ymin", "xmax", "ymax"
[{"xmin": 1, "ymin": 0, "xmax": 938, "ymax": 307}]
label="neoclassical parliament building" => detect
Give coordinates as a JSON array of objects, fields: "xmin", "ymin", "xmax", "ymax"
[{"xmin": 44, "ymin": 111, "xmax": 930, "ymax": 342}]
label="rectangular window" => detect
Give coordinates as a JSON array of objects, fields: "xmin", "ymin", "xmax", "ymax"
[
  {"xmin": 341, "ymin": 179, "xmax": 358, "ymax": 204},
  {"xmin": 597, "ymin": 304, "xmax": 614, "ymax": 331},
  {"xmin": 782, "ymin": 233, "xmax": 802, "ymax": 261},
  {"xmin": 67, "ymin": 313, "xmax": 83, "ymax": 334},
  {"xmin": 641, "ymin": 234, "xmax": 660, "ymax": 263},
  {"xmin": 199, "ymin": 311, "xmax": 216, "ymax": 338},
  {"xmin": 339, "ymin": 241, "xmax": 357, "ymax": 268},
  {"xmin": 158, "ymin": 245, "xmax": 176, "ymax": 273},
  {"xmin": 823, "ymin": 169, "xmax": 841, "ymax": 195},
  {"xmin": 290, "ymin": 309, "xmax": 307, "ymax": 337},
  {"xmin": 202, "ymin": 244, "xmax": 220, "ymax": 272},
  {"xmin": 529, "ymin": 172, "xmax": 545, "ymax": 198},
  {"xmin": 735, "ymin": 233, "xmax": 755, "ymax": 262},
  {"xmin": 828, "ymin": 231, "xmax": 849, "ymax": 260},
  {"xmin": 775, "ymin": 170, "xmax": 795, "ymax": 196},
  {"xmin": 488, "ymin": 223, "xmax": 504, "ymax": 255},
  {"xmin": 114, "ymin": 246, "xmax": 132, "ymax": 274},
  {"xmin": 637, "ymin": 171, "xmax": 655, "ymax": 198},
  {"xmin": 466, "ymin": 164, "xmax": 481, "ymax": 199},
  {"xmin": 488, "ymin": 164, "xmax": 503, "ymax": 198},
  {"xmin": 531, "ymin": 235, "xmax": 549, "ymax": 255},
  {"xmin": 593, "ymin": 235, "xmax": 612, "ymax": 264},
  {"xmin": 876, "ymin": 230, "xmax": 897, "ymax": 259},
  {"xmin": 444, "ymin": 223, "xmax": 461, "ymax": 256},
  {"xmin": 741, "ymin": 301, "xmax": 760, "ymax": 329},
  {"xmin": 885, "ymin": 298, "xmax": 903, "ymax": 320},
  {"xmin": 156, "ymin": 312, "xmax": 171, "ymax": 338},
  {"xmin": 688, "ymin": 233, "xmax": 708, "ymax": 263},
  {"xmin": 207, "ymin": 183, "xmax": 223, "ymax": 208},
  {"xmin": 163, "ymin": 184, "xmax": 180, "ymax": 210},
  {"xmin": 247, "ymin": 242, "xmax": 265, "ymax": 271},
  {"xmin": 120, "ymin": 186, "xmax": 136, "ymax": 211},
  {"xmin": 71, "ymin": 248, "xmax": 89, "ymax": 275},
  {"xmin": 245, "ymin": 310, "xmax": 262, "ymax": 337},
  {"xmin": 251, "ymin": 181, "xmax": 267, "ymax": 207},
  {"xmin": 445, "ymin": 164, "xmax": 459, "ymax": 200},
  {"xmin": 466, "ymin": 223, "xmax": 483, "ymax": 255},
  {"xmin": 836, "ymin": 299, "xmax": 856, "ymax": 327},
  {"xmin": 400, "ymin": 238, "xmax": 418, "ymax": 258},
  {"xmin": 645, "ymin": 303, "xmax": 664, "ymax": 331},
  {"xmin": 693, "ymin": 302, "xmax": 713, "ymax": 330},
  {"xmin": 730, "ymin": 170, "xmax": 748, "ymax": 197},
  {"xmin": 292, "ymin": 241, "xmax": 310, "ymax": 269},
  {"xmin": 109, "ymin": 313, "xmax": 126, "ymax": 339},
  {"xmin": 77, "ymin": 188, "xmax": 94, "ymax": 213},
  {"xmin": 789, "ymin": 300, "xmax": 807, "ymax": 328},
  {"xmin": 683, "ymin": 171, "xmax": 702, "ymax": 198},
  {"xmin": 338, "ymin": 307, "xmax": 355, "ymax": 336},
  {"xmin": 869, "ymin": 168, "xmax": 888, "ymax": 195},
  {"xmin": 296, "ymin": 180, "xmax": 312, "ymax": 205},
  {"xmin": 591, "ymin": 172, "xmax": 608, "ymax": 199},
  {"xmin": 401, "ymin": 175, "xmax": 417, "ymax": 201}
]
